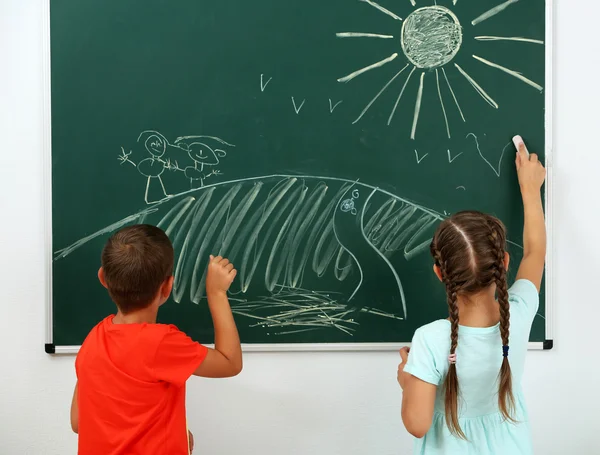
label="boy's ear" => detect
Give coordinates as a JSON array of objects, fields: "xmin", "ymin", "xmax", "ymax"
[
  {"xmin": 433, "ymin": 264, "xmax": 443, "ymax": 282},
  {"xmin": 160, "ymin": 276, "xmax": 174, "ymax": 300},
  {"xmin": 98, "ymin": 267, "xmax": 108, "ymax": 289}
]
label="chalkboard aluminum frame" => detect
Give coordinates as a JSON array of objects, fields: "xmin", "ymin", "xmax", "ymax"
[{"xmin": 42, "ymin": 0, "xmax": 554, "ymax": 354}]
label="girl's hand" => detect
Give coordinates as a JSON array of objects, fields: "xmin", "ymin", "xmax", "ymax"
[
  {"xmin": 397, "ymin": 347, "xmax": 410, "ymax": 390},
  {"xmin": 514, "ymin": 135, "xmax": 546, "ymax": 194}
]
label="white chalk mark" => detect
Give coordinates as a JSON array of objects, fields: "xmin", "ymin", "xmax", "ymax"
[
  {"xmin": 53, "ymin": 209, "xmax": 158, "ymax": 259},
  {"xmin": 173, "ymin": 135, "xmax": 235, "ymax": 147},
  {"xmin": 475, "ymin": 36, "xmax": 544, "ymax": 45},
  {"xmin": 472, "ymin": 54, "xmax": 544, "ymax": 92},
  {"xmin": 401, "ymin": 6, "xmax": 462, "ymax": 69},
  {"xmin": 157, "ymin": 196, "xmax": 196, "ymax": 238},
  {"xmin": 472, "ymin": 0, "xmax": 519, "ymax": 26},
  {"xmin": 189, "ymin": 185, "xmax": 243, "ymax": 302},
  {"xmin": 467, "ymin": 133, "xmax": 512, "ymax": 177},
  {"xmin": 260, "ymin": 74, "xmax": 272, "ymax": 92},
  {"xmin": 441, "ymin": 67, "xmax": 465, "ymax": 122},
  {"xmin": 237, "ymin": 179, "xmax": 299, "ymax": 292},
  {"xmin": 387, "ymin": 66, "xmax": 416, "ymax": 126},
  {"xmin": 453, "ymin": 0, "xmax": 458, "ymax": 4},
  {"xmin": 127, "ymin": 131, "xmax": 233, "ymax": 202},
  {"xmin": 447, "ymin": 149, "xmax": 463, "ymax": 163},
  {"xmin": 414, "ymin": 150, "xmax": 428, "ymax": 163},
  {"xmin": 456, "ymin": 186, "xmax": 466, "ymax": 190},
  {"xmin": 361, "ymin": 189, "xmax": 407, "ymax": 317},
  {"xmin": 230, "ymin": 286, "xmax": 404, "ymax": 335},
  {"xmin": 353, "ymin": 63, "xmax": 410, "ymax": 125},
  {"xmin": 410, "ymin": 0, "xmax": 416, "ymax": 5},
  {"xmin": 359, "ymin": 0, "xmax": 402, "ymax": 21},
  {"xmin": 454, "ymin": 63, "xmax": 499, "ymax": 109},
  {"xmin": 118, "ymin": 147, "xmax": 136, "ymax": 167},
  {"xmin": 329, "ymin": 99, "xmax": 343, "ymax": 113},
  {"xmin": 336, "ymin": 32, "xmax": 394, "ymax": 39},
  {"xmin": 172, "ymin": 190, "xmax": 216, "ymax": 302},
  {"xmin": 56, "ymin": 175, "xmax": 449, "ymax": 264},
  {"xmin": 291, "ymin": 97, "xmax": 306, "ymax": 114},
  {"xmin": 435, "ymin": 69, "xmax": 450, "ymax": 138},
  {"xmin": 410, "ymin": 72, "xmax": 425, "ymax": 140},
  {"xmin": 403, "ymin": 216, "xmax": 438, "ymax": 260},
  {"xmin": 332, "ymin": 186, "xmax": 364, "ymax": 302},
  {"xmin": 264, "ymin": 184, "xmax": 310, "ymax": 292},
  {"xmin": 337, "ymin": 53, "xmax": 398, "ymax": 83}
]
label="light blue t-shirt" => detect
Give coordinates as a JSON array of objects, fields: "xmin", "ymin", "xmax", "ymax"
[{"xmin": 403, "ymin": 279, "xmax": 539, "ymax": 455}]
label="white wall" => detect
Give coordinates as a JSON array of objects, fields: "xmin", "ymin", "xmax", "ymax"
[{"xmin": 1, "ymin": 1, "xmax": 598, "ymax": 454}]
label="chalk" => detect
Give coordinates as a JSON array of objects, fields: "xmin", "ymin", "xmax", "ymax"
[{"xmin": 512, "ymin": 135, "xmax": 529, "ymax": 157}]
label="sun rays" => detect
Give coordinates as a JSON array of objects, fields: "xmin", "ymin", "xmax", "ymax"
[{"xmin": 337, "ymin": 0, "xmax": 544, "ymax": 139}]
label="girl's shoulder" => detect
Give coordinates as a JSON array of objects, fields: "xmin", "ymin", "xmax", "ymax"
[{"xmin": 413, "ymin": 319, "xmax": 452, "ymax": 344}]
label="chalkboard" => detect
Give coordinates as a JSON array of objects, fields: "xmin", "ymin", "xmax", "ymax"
[{"xmin": 45, "ymin": 0, "xmax": 552, "ymax": 352}]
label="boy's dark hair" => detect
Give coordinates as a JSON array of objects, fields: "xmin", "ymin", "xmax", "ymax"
[
  {"xmin": 101, "ymin": 224, "xmax": 174, "ymax": 314},
  {"xmin": 429, "ymin": 210, "xmax": 514, "ymax": 439}
]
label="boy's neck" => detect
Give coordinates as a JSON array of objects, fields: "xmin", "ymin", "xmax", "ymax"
[{"xmin": 113, "ymin": 306, "xmax": 158, "ymax": 324}]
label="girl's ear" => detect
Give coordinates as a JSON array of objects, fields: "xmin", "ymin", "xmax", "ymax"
[
  {"xmin": 433, "ymin": 264, "xmax": 443, "ymax": 282},
  {"xmin": 504, "ymin": 252, "xmax": 510, "ymax": 271}
]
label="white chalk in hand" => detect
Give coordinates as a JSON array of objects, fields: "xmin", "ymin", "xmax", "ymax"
[{"xmin": 512, "ymin": 135, "xmax": 529, "ymax": 157}]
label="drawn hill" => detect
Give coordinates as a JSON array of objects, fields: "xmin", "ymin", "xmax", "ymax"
[{"xmin": 54, "ymin": 175, "xmax": 445, "ymax": 336}]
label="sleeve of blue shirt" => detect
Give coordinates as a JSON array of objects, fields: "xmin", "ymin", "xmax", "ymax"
[
  {"xmin": 508, "ymin": 279, "xmax": 540, "ymax": 328},
  {"xmin": 403, "ymin": 327, "xmax": 443, "ymax": 386}
]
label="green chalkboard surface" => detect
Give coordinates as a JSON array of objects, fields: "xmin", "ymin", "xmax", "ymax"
[{"xmin": 48, "ymin": 0, "xmax": 549, "ymax": 350}]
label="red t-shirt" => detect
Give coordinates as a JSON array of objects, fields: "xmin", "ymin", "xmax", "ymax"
[{"xmin": 75, "ymin": 315, "xmax": 208, "ymax": 455}]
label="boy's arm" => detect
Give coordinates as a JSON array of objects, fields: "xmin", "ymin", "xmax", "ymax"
[
  {"xmin": 193, "ymin": 256, "xmax": 242, "ymax": 378},
  {"xmin": 70, "ymin": 381, "xmax": 79, "ymax": 434},
  {"xmin": 514, "ymin": 136, "xmax": 547, "ymax": 292}
]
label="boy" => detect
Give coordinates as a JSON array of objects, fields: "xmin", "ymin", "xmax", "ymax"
[{"xmin": 70, "ymin": 224, "xmax": 243, "ymax": 454}]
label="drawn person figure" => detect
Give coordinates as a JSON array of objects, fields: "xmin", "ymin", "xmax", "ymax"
[
  {"xmin": 134, "ymin": 131, "xmax": 173, "ymax": 204},
  {"xmin": 174, "ymin": 138, "xmax": 227, "ymax": 188}
]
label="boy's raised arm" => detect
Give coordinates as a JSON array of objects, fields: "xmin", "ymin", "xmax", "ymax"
[{"xmin": 193, "ymin": 256, "xmax": 243, "ymax": 378}]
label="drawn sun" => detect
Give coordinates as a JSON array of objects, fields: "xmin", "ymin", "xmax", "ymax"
[{"xmin": 337, "ymin": 0, "xmax": 544, "ymax": 139}]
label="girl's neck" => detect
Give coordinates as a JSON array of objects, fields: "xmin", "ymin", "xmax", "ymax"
[{"xmin": 454, "ymin": 289, "xmax": 500, "ymax": 328}]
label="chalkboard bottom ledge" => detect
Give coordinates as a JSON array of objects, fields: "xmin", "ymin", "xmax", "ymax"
[{"xmin": 46, "ymin": 341, "xmax": 554, "ymax": 354}]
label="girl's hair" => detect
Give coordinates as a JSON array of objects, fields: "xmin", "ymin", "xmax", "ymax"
[{"xmin": 429, "ymin": 211, "xmax": 515, "ymax": 439}]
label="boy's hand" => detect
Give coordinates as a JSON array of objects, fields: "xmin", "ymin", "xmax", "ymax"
[
  {"xmin": 397, "ymin": 347, "xmax": 410, "ymax": 390},
  {"xmin": 206, "ymin": 255, "xmax": 237, "ymax": 296},
  {"xmin": 514, "ymin": 135, "xmax": 546, "ymax": 194}
]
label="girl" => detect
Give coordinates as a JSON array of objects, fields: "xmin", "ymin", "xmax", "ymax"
[{"xmin": 397, "ymin": 136, "xmax": 546, "ymax": 455}]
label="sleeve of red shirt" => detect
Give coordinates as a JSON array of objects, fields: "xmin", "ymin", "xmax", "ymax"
[{"xmin": 152, "ymin": 326, "xmax": 209, "ymax": 387}]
